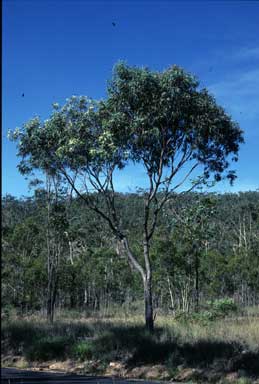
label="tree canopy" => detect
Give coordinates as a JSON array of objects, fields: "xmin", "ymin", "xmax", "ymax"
[{"xmin": 11, "ymin": 62, "xmax": 243, "ymax": 189}]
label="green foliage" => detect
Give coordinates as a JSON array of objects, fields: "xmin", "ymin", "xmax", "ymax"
[
  {"xmin": 173, "ymin": 298, "xmax": 239, "ymax": 325},
  {"xmin": 209, "ymin": 298, "xmax": 238, "ymax": 315},
  {"xmin": 10, "ymin": 63, "xmax": 243, "ymax": 187},
  {"xmin": 2, "ymin": 321, "xmax": 45, "ymax": 353},
  {"xmin": 107, "ymin": 62, "xmax": 243, "ymax": 183},
  {"xmin": 174, "ymin": 310, "xmax": 217, "ymax": 325},
  {"xmin": 2, "ymin": 191, "xmax": 259, "ymax": 315},
  {"xmin": 235, "ymin": 379, "xmax": 253, "ymax": 384},
  {"xmin": 72, "ymin": 341, "xmax": 94, "ymax": 360},
  {"xmin": 26, "ymin": 336, "xmax": 70, "ymax": 361},
  {"xmin": 193, "ymin": 298, "xmax": 239, "ymax": 324}
]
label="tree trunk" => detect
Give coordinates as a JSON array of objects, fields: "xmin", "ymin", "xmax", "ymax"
[
  {"xmin": 167, "ymin": 276, "xmax": 175, "ymax": 312},
  {"xmin": 143, "ymin": 276, "xmax": 154, "ymax": 332},
  {"xmin": 47, "ymin": 271, "xmax": 58, "ymax": 323},
  {"xmin": 120, "ymin": 236, "xmax": 154, "ymax": 332},
  {"xmin": 47, "ymin": 276, "xmax": 53, "ymax": 323},
  {"xmin": 47, "ymin": 297, "xmax": 54, "ymax": 323},
  {"xmin": 194, "ymin": 251, "xmax": 199, "ymax": 312},
  {"xmin": 47, "ymin": 295, "xmax": 54, "ymax": 323}
]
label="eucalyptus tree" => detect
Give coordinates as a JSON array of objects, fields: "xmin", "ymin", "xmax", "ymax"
[
  {"xmin": 9, "ymin": 62, "xmax": 243, "ymax": 331},
  {"xmin": 2, "ymin": 196, "xmax": 47, "ymax": 312},
  {"xmin": 45, "ymin": 176, "xmax": 69, "ymax": 322},
  {"xmin": 167, "ymin": 194, "xmax": 217, "ymax": 311}
]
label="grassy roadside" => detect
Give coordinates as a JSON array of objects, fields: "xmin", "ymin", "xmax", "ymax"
[{"xmin": 1, "ymin": 310, "xmax": 259, "ymax": 383}]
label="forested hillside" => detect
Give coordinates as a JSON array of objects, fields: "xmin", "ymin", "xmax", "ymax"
[{"xmin": 2, "ymin": 190, "xmax": 259, "ymax": 319}]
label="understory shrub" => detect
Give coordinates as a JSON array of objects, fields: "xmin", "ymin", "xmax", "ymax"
[
  {"xmin": 209, "ymin": 297, "xmax": 238, "ymax": 315},
  {"xmin": 25, "ymin": 336, "xmax": 71, "ymax": 361},
  {"xmin": 72, "ymin": 341, "xmax": 94, "ymax": 361},
  {"xmin": 175, "ymin": 298, "xmax": 239, "ymax": 325}
]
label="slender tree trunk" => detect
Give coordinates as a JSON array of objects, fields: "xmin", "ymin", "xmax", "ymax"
[
  {"xmin": 167, "ymin": 276, "xmax": 175, "ymax": 311},
  {"xmin": 143, "ymin": 275, "xmax": 154, "ymax": 332},
  {"xmin": 84, "ymin": 287, "xmax": 88, "ymax": 306},
  {"xmin": 119, "ymin": 236, "xmax": 154, "ymax": 332},
  {"xmin": 70, "ymin": 271, "xmax": 76, "ymax": 308},
  {"xmin": 194, "ymin": 251, "xmax": 199, "ymax": 312},
  {"xmin": 47, "ymin": 283, "xmax": 54, "ymax": 323},
  {"xmin": 46, "ymin": 175, "xmax": 54, "ymax": 323},
  {"xmin": 47, "ymin": 299, "xmax": 54, "ymax": 323},
  {"xmin": 47, "ymin": 269, "xmax": 58, "ymax": 323},
  {"xmin": 143, "ymin": 233, "xmax": 154, "ymax": 332}
]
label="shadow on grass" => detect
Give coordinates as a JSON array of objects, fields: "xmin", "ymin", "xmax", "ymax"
[
  {"xmin": 79, "ymin": 325, "xmax": 259, "ymax": 376},
  {"xmin": 2, "ymin": 321, "xmax": 259, "ymax": 376},
  {"xmin": 1, "ymin": 320, "xmax": 94, "ymax": 360}
]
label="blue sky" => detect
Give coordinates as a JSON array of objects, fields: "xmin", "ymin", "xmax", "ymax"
[{"xmin": 3, "ymin": 0, "xmax": 259, "ymax": 197}]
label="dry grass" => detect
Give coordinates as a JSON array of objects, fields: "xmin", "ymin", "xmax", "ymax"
[
  {"xmin": 2, "ymin": 307, "xmax": 259, "ymax": 382},
  {"xmin": 157, "ymin": 315, "xmax": 259, "ymax": 351},
  {"xmin": 15, "ymin": 308, "xmax": 259, "ymax": 351},
  {"xmin": 52, "ymin": 310, "xmax": 259, "ymax": 351},
  {"xmin": 58, "ymin": 313, "xmax": 256, "ymax": 352}
]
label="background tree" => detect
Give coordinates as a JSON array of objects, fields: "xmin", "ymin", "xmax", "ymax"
[
  {"xmin": 2, "ymin": 191, "xmax": 259, "ymax": 317},
  {"xmin": 9, "ymin": 62, "xmax": 243, "ymax": 331},
  {"xmin": 45, "ymin": 175, "xmax": 69, "ymax": 323},
  {"xmin": 167, "ymin": 194, "xmax": 216, "ymax": 311},
  {"xmin": 2, "ymin": 195, "xmax": 47, "ymax": 313}
]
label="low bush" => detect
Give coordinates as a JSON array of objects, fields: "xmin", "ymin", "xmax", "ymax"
[
  {"xmin": 2, "ymin": 321, "xmax": 45, "ymax": 352},
  {"xmin": 174, "ymin": 310, "xmax": 217, "ymax": 325},
  {"xmin": 174, "ymin": 298, "xmax": 239, "ymax": 325},
  {"xmin": 72, "ymin": 341, "xmax": 94, "ymax": 361},
  {"xmin": 25, "ymin": 336, "xmax": 71, "ymax": 361},
  {"xmin": 209, "ymin": 297, "xmax": 238, "ymax": 315}
]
